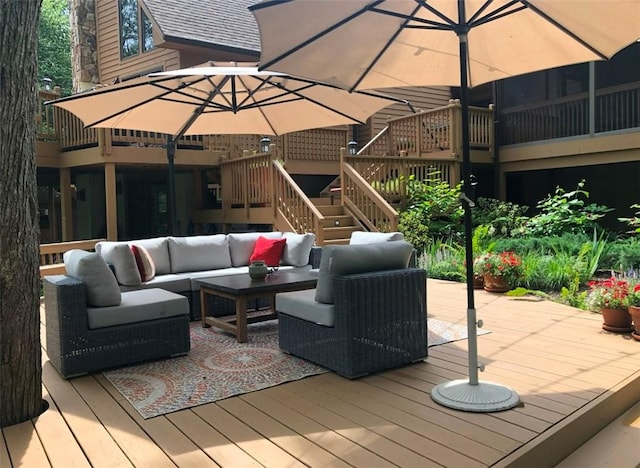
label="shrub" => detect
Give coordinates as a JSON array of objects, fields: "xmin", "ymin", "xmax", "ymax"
[
  {"xmin": 399, "ymin": 172, "xmax": 464, "ymax": 247},
  {"xmin": 473, "ymin": 197, "xmax": 528, "ymax": 236},
  {"xmin": 492, "ymin": 233, "xmax": 590, "ymax": 256},
  {"xmin": 417, "ymin": 239, "xmax": 466, "ymax": 281},
  {"xmin": 398, "ymin": 210, "xmax": 430, "ymax": 253},
  {"xmin": 601, "ymin": 237, "xmax": 640, "ymax": 273},
  {"xmin": 618, "ymin": 203, "xmax": 640, "ymax": 235},
  {"xmin": 520, "ymin": 180, "xmax": 612, "ymax": 236}
]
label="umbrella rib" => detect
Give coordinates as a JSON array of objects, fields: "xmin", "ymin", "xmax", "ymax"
[
  {"xmin": 174, "ymin": 76, "xmax": 230, "ymax": 138},
  {"xmin": 257, "ymin": 0, "xmax": 388, "ymax": 72},
  {"xmin": 350, "ymin": 2, "xmax": 426, "ymax": 91},
  {"xmin": 81, "ymin": 77, "xmax": 211, "ymax": 128},
  {"xmin": 45, "ymin": 74, "xmax": 179, "ymax": 106},
  {"xmin": 465, "ymin": 0, "xmax": 525, "ymax": 28},
  {"xmin": 520, "ymin": 0, "xmax": 610, "ymax": 59}
]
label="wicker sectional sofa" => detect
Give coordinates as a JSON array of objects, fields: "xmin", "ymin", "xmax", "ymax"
[
  {"xmin": 44, "ymin": 231, "xmax": 317, "ymax": 378},
  {"xmin": 94, "ymin": 231, "xmax": 318, "ymax": 320}
]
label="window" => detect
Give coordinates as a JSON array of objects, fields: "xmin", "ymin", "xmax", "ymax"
[{"xmin": 119, "ymin": 0, "xmax": 154, "ymax": 60}]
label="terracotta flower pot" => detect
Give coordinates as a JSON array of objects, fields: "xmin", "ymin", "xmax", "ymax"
[
  {"xmin": 601, "ymin": 306, "xmax": 633, "ymax": 333},
  {"xmin": 483, "ymin": 273, "xmax": 510, "ymax": 293},
  {"xmin": 473, "ymin": 275, "xmax": 484, "ymax": 289},
  {"xmin": 628, "ymin": 305, "xmax": 640, "ymax": 341}
]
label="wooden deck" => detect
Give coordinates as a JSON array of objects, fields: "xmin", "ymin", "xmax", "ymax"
[{"xmin": 3, "ymin": 279, "xmax": 640, "ymax": 467}]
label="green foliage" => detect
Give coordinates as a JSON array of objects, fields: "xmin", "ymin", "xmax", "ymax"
[
  {"xmin": 560, "ymin": 276, "xmax": 589, "ymax": 309},
  {"xmin": 39, "ymin": 0, "xmax": 72, "ymax": 95},
  {"xmin": 492, "ymin": 233, "xmax": 590, "ymax": 256},
  {"xmin": 473, "ymin": 197, "xmax": 529, "ymax": 236},
  {"xmin": 515, "ymin": 252, "xmax": 585, "ymax": 291},
  {"xmin": 398, "ymin": 210, "xmax": 430, "ymax": 253},
  {"xmin": 618, "ymin": 204, "xmax": 640, "ymax": 235},
  {"xmin": 417, "ymin": 239, "xmax": 466, "ymax": 281},
  {"xmin": 505, "ymin": 287, "xmax": 551, "ymax": 300},
  {"xmin": 520, "ymin": 180, "xmax": 612, "ymax": 236},
  {"xmin": 600, "ymin": 237, "xmax": 640, "ymax": 273},
  {"xmin": 399, "ymin": 172, "xmax": 464, "ymax": 247}
]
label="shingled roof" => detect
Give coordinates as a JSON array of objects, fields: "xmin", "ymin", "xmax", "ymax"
[{"xmin": 142, "ymin": 0, "xmax": 261, "ymax": 54}]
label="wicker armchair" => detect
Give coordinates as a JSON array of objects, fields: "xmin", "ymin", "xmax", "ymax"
[
  {"xmin": 44, "ymin": 275, "xmax": 191, "ymax": 378},
  {"xmin": 276, "ymin": 242, "xmax": 427, "ymax": 378}
]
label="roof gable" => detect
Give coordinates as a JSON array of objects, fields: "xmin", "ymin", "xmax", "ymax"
[{"xmin": 142, "ymin": 0, "xmax": 261, "ymax": 53}]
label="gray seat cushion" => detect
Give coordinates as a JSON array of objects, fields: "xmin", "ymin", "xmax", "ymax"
[
  {"xmin": 86, "ymin": 288, "xmax": 189, "ymax": 329},
  {"xmin": 315, "ymin": 240, "xmax": 414, "ymax": 304},
  {"xmin": 276, "ymin": 289, "xmax": 335, "ymax": 327},
  {"xmin": 119, "ymin": 274, "xmax": 191, "ymax": 293}
]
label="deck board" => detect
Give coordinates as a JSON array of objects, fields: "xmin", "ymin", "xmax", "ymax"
[
  {"xmin": 3, "ymin": 279, "xmax": 640, "ymax": 467},
  {"xmin": 2, "ymin": 419, "xmax": 50, "ymax": 468}
]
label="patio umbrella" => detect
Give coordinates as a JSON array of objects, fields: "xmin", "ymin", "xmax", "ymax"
[
  {"xmin": 48, "ymin": 61, "xmax": 413, "ymax": 234},
  {"xmin": 250, "ymin": 0, "xmax": 640, "ymax": 412}
]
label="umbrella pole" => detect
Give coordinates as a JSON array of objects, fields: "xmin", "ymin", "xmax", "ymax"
[
  {"xmin": 431, "ymin": 11, "xmax": 520, "ymax": 412},
  {"xmin": 166, "ymin": 136, "xmax": 178, "ymax": 235}
]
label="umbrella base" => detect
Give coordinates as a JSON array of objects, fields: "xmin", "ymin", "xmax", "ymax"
[{"xmin": 431, "ymin": 379, "xmax": 520, "ymax": 412}]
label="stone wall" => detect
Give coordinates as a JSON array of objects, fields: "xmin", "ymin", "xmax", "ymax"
[{"xmin": 70, "ymin": 0, "xmax": 98, "ymax": 92}]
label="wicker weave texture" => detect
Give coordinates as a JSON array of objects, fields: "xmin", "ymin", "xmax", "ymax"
[
  {"xmin": 278, "ymin": 268, "xmax": 427, "ymax": 378},
  {"xmin": 44, "ymin": 276, "xmax": 191, "ymax": 378}
]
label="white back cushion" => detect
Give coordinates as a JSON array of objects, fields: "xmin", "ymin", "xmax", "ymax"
[
  {"xmin": 168, "ymin": 235, "xmax": 231, "ymax": 273},
  {"xmin": 349, "ymin": 231, "xmax": 404, "ymax": 245},
  {"xmin": 282, "ymin": 232, "xmax": 315, "ymax": 267},
  {"xmin": 227, "ymin": 232, "xmax": 283, "ymax": 267}
]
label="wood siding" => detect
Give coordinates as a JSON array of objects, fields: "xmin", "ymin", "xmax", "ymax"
[{"xmin": 96, "ymin": 0, "xmax": 180, "ymax": 83}]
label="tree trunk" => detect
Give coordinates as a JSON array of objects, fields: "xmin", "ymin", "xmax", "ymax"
[{"xmin": 0, "ymin": 0, "xmax": 44, "ymax": 427}]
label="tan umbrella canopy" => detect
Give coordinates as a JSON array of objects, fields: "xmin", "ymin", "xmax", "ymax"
[
  {"xmin": 48, "ymin": 61, "xmax": 413, "ymax": 233},
  {"xmin": 253, "ymin": 0, "xmax": 639, "ymax": 91},
  {"xmin": 50, "ymin": 61, "xmax": 412, "ymax": 136},
  {"xmin": 250, "ymin": 0, "xmax": 640, "ymax": 413}
]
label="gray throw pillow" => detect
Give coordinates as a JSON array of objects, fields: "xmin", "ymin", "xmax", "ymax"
[
  {"xmin": 99, "ymin": 243, "xmax": 142, "ymax": 286},
  {"xmin": 315, "ymin": 240, "xmax": 414, "ymax": 304},
  {"xmin": 63, "ymin": 249, "xmax": 121, "ymax": 307}
]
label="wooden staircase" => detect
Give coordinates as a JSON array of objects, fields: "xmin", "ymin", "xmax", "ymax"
[{"xmin": 308, "ymin": 197, "xmax": 363, "ymax": 245}]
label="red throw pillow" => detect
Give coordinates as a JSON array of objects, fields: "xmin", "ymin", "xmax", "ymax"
[
  {"xmin": 130, "ymin": 244, "xmax": 156, "ymax": 282},
  {"xmin": 249, "ymin": 236, "xmax": 286, "ymax": 267}
]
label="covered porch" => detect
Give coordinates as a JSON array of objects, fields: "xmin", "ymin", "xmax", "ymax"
[{"xmin": 4, "ymin": 279, "xmax": 639, "ymax": 467}]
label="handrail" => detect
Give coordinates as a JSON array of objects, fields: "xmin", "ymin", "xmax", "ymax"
[
  {"xmin": 272, "ymin": 159, "xmax": 325, "ymax": 245},
  {"xmin": 358, "ymin": 126, "xmax": 388, "ymax": 155},
  {"xmin": 342, "ymin": 164, "xmax": 398, "ymax": 232},
  {"xmin": 39, "ymin": 238, "xmax": 105, "ymax": 278},
  {"xmin": 339, "ymin": 148, "xmax": 398, "ymax": 233}
]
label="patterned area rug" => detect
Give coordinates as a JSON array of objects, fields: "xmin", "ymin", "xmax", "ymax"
[{"xmin": 104, "ymin": 318, "xmax": 489, "ymax": 419}]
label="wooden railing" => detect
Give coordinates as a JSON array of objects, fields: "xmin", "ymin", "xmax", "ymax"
[
  {"xmin": 346, "ymin": 154, "xmax": 458, "ymax": 201},
  {"xmin": 500, "ymin": 81, "xmax": 640, "ymax": 145},
  {"xmin": 272, "ymin": 160, "xmax": 325, "ymax": 244},
  {"xmin": 367, "ymin": 101, "xmax": 493, "ymax": 157},
  {"xmin": 39, "ymin": 238, "xmax": 105, "ymax": 278},
  {"xmin": 340, "ymin": 150, "xmax": 399, "ymax": 232},
  {"xmin": 220, "ymin": 152, "xmax": 273, "ymax": 212}
]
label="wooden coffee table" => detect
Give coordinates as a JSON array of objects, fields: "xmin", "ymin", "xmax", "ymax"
[{"xmin": 197, "ymin": 271, "xmax": 318, "ymax": 342}]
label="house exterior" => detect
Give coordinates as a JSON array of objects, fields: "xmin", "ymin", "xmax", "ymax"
[{"xmin": 36, "ymin": 1, "xmax": 639, "ymax": 244}]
